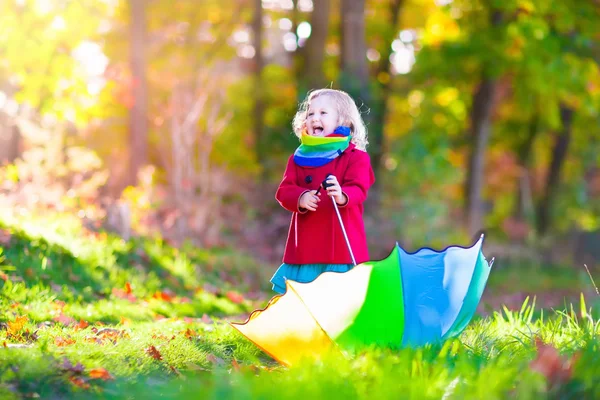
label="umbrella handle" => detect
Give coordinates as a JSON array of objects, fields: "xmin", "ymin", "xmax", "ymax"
[
  {"xmin": 320, "ymin": 174, "xmax": 357, "ymax": 266},
  {"xmin": 331, "ymin": 196, "xmax": 357, "ymax": 266}
]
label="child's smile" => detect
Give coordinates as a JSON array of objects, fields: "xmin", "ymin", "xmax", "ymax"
[{"xmin": 305, "ymin": 95, "xmax": 339, "ymax": 137}]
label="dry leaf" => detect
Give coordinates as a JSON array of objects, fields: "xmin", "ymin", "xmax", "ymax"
[
  {"xmin": 153, "ymin": 291, "xmax": 175, "ymax": 302},
  {"xmin": 7, "ymin": 316, "xmax": 28, "ymax": 336},
  {"xmin": 530, "ymin": 338, "xmax": 575, "ymax": 387},
  {"xmin": 0, "ymin": 272, "xmax": 8, "ymax": 281},
  {"xmin": 89, "ymin": 368, "xmax": 114, "ymax": 381},
  {"xmin": 201, "ymin": 314, "xmax": 213, "ymax": 324},
  {"xmin": 0, "ymin": 229, "xmax": 11, "ymax": 245},
  {"xmin": 75, "ymin": 320, "xmax": 89, "ymax": 331},
  {"xmin": 231, "ymin": 358, "xmax": 241, "ymax": 372},
  {"xmin": 182, "ymin": 328, "xmax": 196, "ymax": 339},
  {"xmin": 61, "ymin": 358, "xmax": 85, "ymax": 374},
  {"xmin": 226, "ymin": 291, "xmax": 244, "ymax": 304},
  {"xmin": 54, "ymin": 336, "xmax": 76, "ymax": 347},
  {"xmin": 146, "ymin": 345, "xmax": 163, "ymax": 360},
  {"xmin": 69, "ymin": 376, "xmax": 90, "ymax": 389},
  {"xmin": 53, "ymin": 300, "xmax": 66, "ymax": 310},
  {"xmin": 53, "ymin": 313, "xmax": 76, "ymax": 327},
  {"xmin": 206, "ymin": 354, "xmax": 224, "ymax": 366}
]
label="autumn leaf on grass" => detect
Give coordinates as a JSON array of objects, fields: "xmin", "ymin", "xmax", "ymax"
[
  {"xmin": 0, "ymin": 271, "xmax": 8, "ymax": 281},
  {"xmin": 153, "ymin": 290, "xmax": 175, "ymax": 302},
  {"xmin": 182, "ymin": 328, "xmax": 196, "ymax": 340},
  {"xmin": 0, "ymin": 229, "xmax": 11, "ymax": 245},
  {"xmin": 53, "ymin": 312, "xmax": 76, "ymax": 327},
  {"xmin": 55, "ymin": 336, "xmax": 76, "ymax": 347},
  {"xmin": 206, "ymin": 354, "xmax": 225, "ymax": 366},
  {"xmin": 89, "ymin": 368, "xmax": 114, "ymax": 381},
  {"xmin": 69, "ymin": 376, "xmax": 90, "ymax": 390},
  {"xmin": 530, "ymin": 338, "xmax": 577, "ymax": 387},
  {"xmin": 112, "ymin": 282, "xmax": 137, "ymax": 302},
  {"xmin": 226, "ymin": 291, "xmax": 245, "ymax": 304},
  {"xmin": 151, "ymin": 332, "xmax": 175, "ymax": 341},
  {"xmin": 61, "ymin": 358, "xmax": 85, "ymax": 375},
  {"xmin": 7, "ymin": 316, "xmax": 28, "ymax": 336},
  {"xmin": 75, "ymin": 320, "xmax": 89, "ymax": 331},
  {"xmin": 95, "ymin": 328, "xmax": 129, "ymax": 344},
  {"xmin": 146, "ymin": 345, "xmax": 163, "ymax": 360},
  {"xmin": 53, "ymin": 300, "xmax": 67, "ymax": 310}
]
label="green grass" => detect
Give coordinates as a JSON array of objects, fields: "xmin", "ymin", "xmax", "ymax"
[{"xmin": 1, "ymin": 209, "xmax": 600, "ymax": 399}]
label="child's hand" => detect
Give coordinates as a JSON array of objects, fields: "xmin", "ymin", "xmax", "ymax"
[
  {"xmin": 324, "ymin": 175, "xmax": 348, "ymax": 205},
  {"xmin": 299, "ymin": 190, "xmax": 321, "ymax": 211}
]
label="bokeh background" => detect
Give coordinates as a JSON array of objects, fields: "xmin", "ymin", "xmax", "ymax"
[{"xmin": 1, "ymin": 0, "xmax": 599, "ymax": 270}]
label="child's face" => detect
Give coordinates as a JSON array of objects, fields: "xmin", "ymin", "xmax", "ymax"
[{"xmin": 305, "ymin": 95, "xmax": 339, "ymax": 137}]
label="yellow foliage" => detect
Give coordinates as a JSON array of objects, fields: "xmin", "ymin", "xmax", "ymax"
[
  {"xmin": 435, "ymin": 87, "xmax": 459, "ymax": 107},
  {"xmin": 7, "ymin": 315, "xmax": 28, "ymax": 336},
  {"xmin": 422, "ymin": 10, "xmax": 460, "ymax": 46}
]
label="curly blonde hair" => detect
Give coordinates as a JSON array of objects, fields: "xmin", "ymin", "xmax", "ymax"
[{"xmin": 292, "ymin": 88, "xmax": 369, "ymax": 151}]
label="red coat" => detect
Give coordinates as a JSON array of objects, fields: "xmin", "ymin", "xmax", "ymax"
[{"xmin": 275, "ymin": 143, "xmax": 375, "ymax": 264}]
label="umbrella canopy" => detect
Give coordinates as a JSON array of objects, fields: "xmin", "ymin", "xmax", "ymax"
[{"xmin": 231, "ymin": 235, "xmax": 493, "ymax": 366}]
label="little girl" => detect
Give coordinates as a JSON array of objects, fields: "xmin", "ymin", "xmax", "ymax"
[{"xmin": 270, "ymin": 88, "xmax": 375, "ymax": 294}]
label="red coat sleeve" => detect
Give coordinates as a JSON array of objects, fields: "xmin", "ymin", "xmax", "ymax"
[
  {"xmin": 275, "ymin": 155, "xmax": 310, "ymax": 213},
  {"xmin": 340, "ymin": 150, "xmax": 375, "ymax": 208}
]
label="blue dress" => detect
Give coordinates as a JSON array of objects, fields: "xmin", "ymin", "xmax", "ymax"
[{"xmin": 270, "ymin": 263, "xmax": 354, "ymax": 294}]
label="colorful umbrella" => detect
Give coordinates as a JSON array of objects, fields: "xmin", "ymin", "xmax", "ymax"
[{"xmin": 230, "ymin": 235, "xmax": 493, "ymax": 366}]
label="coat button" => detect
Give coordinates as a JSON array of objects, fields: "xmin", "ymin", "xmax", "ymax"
[{"xmin": 305, "ymin": 175, "xmax": 312, "ymax": 184}]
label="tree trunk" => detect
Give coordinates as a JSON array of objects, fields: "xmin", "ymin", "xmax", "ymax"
[
  {"xmin": 340, "ymin": 0, "xmax": 369, "ymax": 101},
  {"xmin": 300, "ymin": 0, "xmax": 330, "ymax": 91},
  {"xmin": 537, "ymin": 105, "xmax": 574, "ymax": 235},
  {"xmin": 128, "ymin": 0, "xmax": 148, "ymax": 186},
  {"xmin": 513, "ymin": 113, "xmax": 538, "ymax": 221},
  {"xmin": 464, "ymin": 10, "xmax": 502, "ymax": 234},
  {"xmin": 0, "ymin": 122, "xmax": 21, "ymax": 164},
  {"xmin": 464, "ymin": 78, "xmax": 497, "ymax": 234},
  {"xmin": 252, "ymin": 0, "xmax": 266, "ymax": 167},
  {"xmin": 369, "ymin": 0, "xmax": 405, "ymax": 180}
]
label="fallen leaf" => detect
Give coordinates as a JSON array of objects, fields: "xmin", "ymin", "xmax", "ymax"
[
  {"xmin": 530, "ymin": 338, "xmax": 576, "ymax": 387},
  {"xmin": 7, "ymin": 316, "xmax": 28, "ymax": 336},
  {"xmin": 89, "ymin": 368, "xmax": 114, "ymax": 381},
  {"xmin": 146, "ymin": 345, "xmax": 163, "ymax": 360},
  {"xmin": 201, "ymin": 314, "xmax": 213, "ymax": 324},
  {"xmin": 169, "ymin": 365, "xmax": 181, "ymax": 375},
  {"xmin": 231, "ymin": 358, "xmax": 241, "ymax": 372},
  {"xmin": 153, "ymin": 290, "xmax": 175, "ymax": 302},
  {"xmin": 0, "ymin": 272, "xmax": 8, "ymax": 281},
  {"xmin": 0, "ymin": 229, "xmax": 11, "ymax": 245},
  {"xmin": 53, "ymin": 313, "xmax": 76, "ymax": 327},
  {"xmin": 125, "ymin": 282, "xmax": 132, "ymax": 295},
  {"xmin": 22, "ymin": 330, "xmax": 39, "ymax": 343},
  {"xmin": 61, "ymin": 358, "xmax": 85, "ymax": 374},
  {"xmin": 75, "ymin": 320, "xmax": 89, "ymax": 331},
  {"xmin": 182, "ymin": 328, "xmax": 196, "ymax": 339},
  {"xmin": 226, "ymin": 291, "xmax": 244, "ymax": 304},
  {"xmin": 69, "ymin": 376, "xmax": 90, "ymax": 390},
  {"xmin": 54, "ymin": 336, "xmax": 76, "ymax": 347},
  {"xmin": 206, "ymin": 354, "xmax": 225, "ymax": 366},
  {"xmin": 53, "ymin": 300, "xmax": 66, "ymax": 310}
]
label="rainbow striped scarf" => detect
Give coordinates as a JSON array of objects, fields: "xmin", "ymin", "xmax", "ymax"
[{"xmin": 293, "ymin": 126, "xmax": 351, "ymax": 167}]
